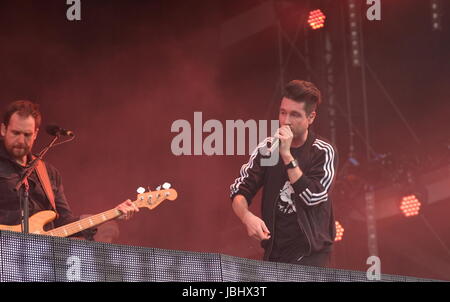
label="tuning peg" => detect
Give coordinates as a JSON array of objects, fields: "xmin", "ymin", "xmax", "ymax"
[
  {"xmin": 156, "ymin": 185, "xmax": 161, "ymax": 191},
  {"xmin": 162, "ymin": 182, "xmax": 171, "ymax": 189},
  {"xmin": 137, "ymin": 187, "xmax": 146, "ymax": 194}
]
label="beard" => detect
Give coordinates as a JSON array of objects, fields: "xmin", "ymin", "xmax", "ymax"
[{"xmin": 8, "ymin": 144, "xmax": 30, "ymax": 159}]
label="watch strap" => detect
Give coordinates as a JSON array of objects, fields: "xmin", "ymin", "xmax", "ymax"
[{"xmin": 285, "ymin": 159, "xmax": 298, "ymax": 169}]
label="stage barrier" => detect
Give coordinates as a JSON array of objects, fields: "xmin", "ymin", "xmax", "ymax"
[{"xmin": 0, "ymin": 230, "xmax": 437, "ymax": 282}]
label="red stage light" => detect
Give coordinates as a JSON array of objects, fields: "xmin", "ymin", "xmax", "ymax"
[
  {"xmin": 308, "ymin": 9, "xmax": 326, "ymax": 30},
  {"xmin": 400, "ymin": 194, "xmax": 421, "ymax": 217},
  {"xmin": 335, "ymin": 221, "xmax": 344, "ymax": 242}
]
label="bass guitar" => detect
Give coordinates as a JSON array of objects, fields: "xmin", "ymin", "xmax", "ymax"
[{"xmin": 0, "ymin": 186, "xmax": 177, "ymax": 237}]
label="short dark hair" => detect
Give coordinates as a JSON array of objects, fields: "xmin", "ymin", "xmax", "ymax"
[
  {"xmin": 282, "ymin": 80, "xmax": 322, "ymax": 115},
  {"xmin": 3, "ymin": 100, "xmax": 42, "ymax": 129}
]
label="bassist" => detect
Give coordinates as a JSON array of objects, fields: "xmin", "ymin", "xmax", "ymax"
[{"xmin": 0, "ymin": 100, "xmax": 138, "ymax": 239}]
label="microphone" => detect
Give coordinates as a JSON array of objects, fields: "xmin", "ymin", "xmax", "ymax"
[
  {"xmin": 267, "ymin": 125, "xmax": 293, "ymax": 153},
  {"xmin": 269, "ymin": 137, "xmax": 280, "ymax": 152},
  {"xmin": 46, "ymin": 125, "xmax": 75, "ymax": 137}
]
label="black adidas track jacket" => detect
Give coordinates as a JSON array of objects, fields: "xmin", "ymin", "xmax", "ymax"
[{"xmin": 230, "ymin": 131, "xmax": 338, "ymax": 260}]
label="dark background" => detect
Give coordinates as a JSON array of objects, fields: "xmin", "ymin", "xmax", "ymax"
[{"xmin": 0, "ymin": 0, "xmax": 449, "ymax": 280}]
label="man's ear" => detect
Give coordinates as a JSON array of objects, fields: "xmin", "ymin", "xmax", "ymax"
[
  {"xmin": 307, "ymin": 111, "xmax": 317, "ymax": 125},
  {"xmin": 1, "ymin": 123, "xmax": 6, "ymax": 137},
  {"xmin": 33, "ymin": 128, "xmax": 39, "ymax": 139}
]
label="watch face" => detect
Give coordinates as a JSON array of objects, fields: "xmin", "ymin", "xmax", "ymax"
[{"xmin": 287, "ymin": 159, "xmax": 298, "ymax": 169}]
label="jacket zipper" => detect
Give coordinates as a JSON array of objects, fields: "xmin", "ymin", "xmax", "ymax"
[
  {"xmin": 265, "ymin": 194, "xmax": 279, "ymax": 260},
  {"xmin": 297, "ymin": 213, "xmax": 312, "ymax": 256}
]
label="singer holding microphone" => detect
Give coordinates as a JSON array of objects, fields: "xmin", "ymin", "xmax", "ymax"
[
  {"xmin": 0, "ymin": 100, "xmax": 138, "ymax": 240},
  {"xmin": 230, "ymin": 80, "xmax": 338, "ymax": 267}
]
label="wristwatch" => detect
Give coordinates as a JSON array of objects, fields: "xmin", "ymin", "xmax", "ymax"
[{"xmin": 285, "ymin": 159, "xmax": 298, "ymax": 169}]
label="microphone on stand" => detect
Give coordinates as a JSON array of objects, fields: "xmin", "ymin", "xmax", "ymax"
[{"xmin": 46, "ymin": 125, "xmax": 75, "ymax": 137}]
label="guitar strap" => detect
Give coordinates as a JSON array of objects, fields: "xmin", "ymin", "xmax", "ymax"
[{"xmin": 34, "ymin": 158, "xmax": 58, "ymax": 215}]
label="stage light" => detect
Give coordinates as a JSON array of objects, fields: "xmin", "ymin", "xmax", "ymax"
[
  {"xmin": 308, "ymin": 9, "xmax": 326, "ymax": 30},
  {"xmin": 347, "ymin": 0, "xmax": 361, "ymax": 67},
  {"xmin": 400, "ymin": 194, "xmax": 421, "ymax": 217},
  {"xmin": 335, "ymin": 221, "xmax": 345, "ymax": 242},
  {"xmin": 431, "ymin": 0, "xmax": 442, "ymax": 31}
]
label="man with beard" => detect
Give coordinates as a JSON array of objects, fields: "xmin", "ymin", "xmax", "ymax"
[{"xmin": 0, "ymin": 100, "xmax": 138, "ymax": 239}]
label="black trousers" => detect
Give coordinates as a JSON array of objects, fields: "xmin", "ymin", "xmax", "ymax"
[{"xmin": 289, "ymin": 250, "xmax": 331, "ymax": 267}]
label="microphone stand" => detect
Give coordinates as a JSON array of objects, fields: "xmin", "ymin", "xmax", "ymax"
[{"xmin": 14, "ymin": 135, "xmax": 60, "ymax": 234}]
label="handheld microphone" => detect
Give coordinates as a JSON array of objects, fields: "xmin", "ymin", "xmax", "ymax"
[
  {"xmin": 269, "ymin": 137, "xmax": 280, "ymax": 152},
  {"xmin": 46, "ymin": 125, "xmax": 75, "ymax": 137},
  {"xmin": 268, "ymin": 125, "xmax": 293, "ymax": 152}
]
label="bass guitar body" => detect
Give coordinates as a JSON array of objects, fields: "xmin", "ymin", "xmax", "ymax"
[{"xmin": 0, "ymin": 210, "xmax": 57, "ymax": 235}]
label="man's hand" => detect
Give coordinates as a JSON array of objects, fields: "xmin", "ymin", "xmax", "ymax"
[
  {"xmin": 242, "ymin": 212, "xmax": 271, "ymax": 241},
  {"xmin": 277, "ymin": 125, "xmax": 294, "ymax": 163},
  {"xmin": 117, "ymin": 199, "xmax": 139, "ymax": 220}
]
